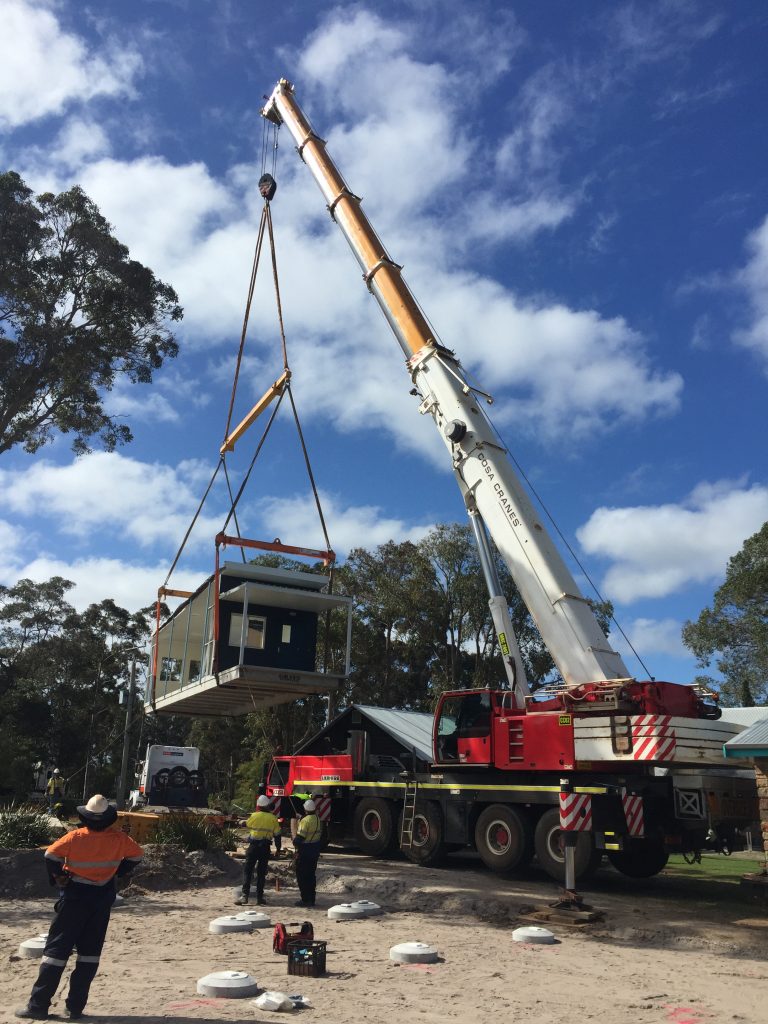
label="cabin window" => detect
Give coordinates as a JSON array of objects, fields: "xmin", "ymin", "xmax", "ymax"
[
  {"xmin": 281, "ymin": 624, "xmax": 292, "ymax": 643},
  {"xmin": 160, "ymin": 657, "xmax": 182, "ymax": 682},
  {"xmin": 229, "ymin": 613, "xmax": 267, "ymax": 650}
]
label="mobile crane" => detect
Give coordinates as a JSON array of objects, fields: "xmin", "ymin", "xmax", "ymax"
[{"xmin": 259, "ymin": 80, "xmax": 756, "ymax": 881}]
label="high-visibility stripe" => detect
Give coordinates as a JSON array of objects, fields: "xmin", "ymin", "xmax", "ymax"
[
  {"xmin": 76, "ymin": 955, "xmax": 100, "ymax": 963},
  {"xmin": 314, "ymin": 796, "xmax": 332, "ymax": 821},
  {"xmin": 631, "ymin": 715, "xmax": 676, "ymax": 761},
  {"xmin": 621, "ymin": 790, "xmax": 645, "ymax": 837},
  {"xmin": 42, "ymin": 956, "xmax": 67, "ymax": 966},
  {"xmin": 68, "ymin": 876, "xmax": 113, "ymax": 886},
  {"xmin": 45, "ymin": 854, "xmax": 65, "ymax": 863},
  {"xmin": 559, "ymin": 792, "xmax": 593, "ymax": 832},
  {"xmin": 292, "ymin": 779, "xmax": 608, "ymax": 796}
]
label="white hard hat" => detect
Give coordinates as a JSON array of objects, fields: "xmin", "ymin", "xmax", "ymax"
[
  {"xmin": 52, "ymin": 768, "xmax": 61, "ymax": 775},
  {"xmin": 303, "ymin": 799, "xmax": 316, "ymax": 812},
  {"xmin": 77, "ymin": 794, "xmax": 117, "ymax": 825},
  {"xmin": 257, "ymin": 795, "xmax": 271, "ymax": 808}
]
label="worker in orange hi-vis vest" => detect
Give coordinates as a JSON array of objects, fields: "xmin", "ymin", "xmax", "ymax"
[{"xmin": 15, "ymin": 795, "xmax": 143, "ymax": 1021}]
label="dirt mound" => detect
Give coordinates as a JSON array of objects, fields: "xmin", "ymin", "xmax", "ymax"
[
  {"xmin": 129, "ymin": 844, "xmax": 242, "ymax": 892},
  {"xmin": 0, "ymin": 849, "xmax": 53, "ymax": 898},
  {"xmin": 0, "ymin": 844, "xmax": 242, "ymax": 898}
]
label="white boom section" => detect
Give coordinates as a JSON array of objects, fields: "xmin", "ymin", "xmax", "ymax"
[{"xmin": 262, "ymin": 79, "xmax": 631, "ymax": 687}]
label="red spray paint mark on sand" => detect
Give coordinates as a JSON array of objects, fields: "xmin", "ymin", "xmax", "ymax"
[{"xmin": 664, "ymin": 1005, "xmax": 711, "ymax": 1024}]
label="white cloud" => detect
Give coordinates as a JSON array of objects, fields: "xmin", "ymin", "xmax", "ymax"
[
  {"xmin": 0, "ymin": 555, "xmax": 202, "ymax": 615},
  {"xmin": 0, "ymin": 0, "xmax": 141, "ymax": 129},
  {"xmin": 431, "ymin": 282, "xmax": 682, "ymax": 440},
  {"xmin": 0, "ymin": 518, "xmax": 25, "ymax": 574},
  {"xmin": 258, "ymin": 490, "xmax": 434, "ymax": 558},
  {"xmin": 11, "ymin": 8, "xmax": 682, "ymax": 456},
  {"xmin": 577, "ymin": 479, "xmax": 768, "ymax": 603},
  {"xmin": 0, "ymin": 453, "xmax": 224, "ymax": 550},
  {"xmin": 50, "ymin": 116, "xmax": 111, "ymax": 167},
  {"xmin": 104, "ymin": 383, "xmax": 179, "ymax": 425},
  {"xmin": 733, "ymin": 214, "xmax": 768, "ymax": 371},
  {"xmin": 612, "ymin": 617, "xmax": 688, "ymax": 661}
]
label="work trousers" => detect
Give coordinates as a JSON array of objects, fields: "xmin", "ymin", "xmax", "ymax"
[
  {"xmin": 28, "ymin": 889, "xmax": 113, "ymax": 1014},
  {"xmin": 242, "ymin": 839, "xmax": 270, "ymax": 899},
  {"xmin": 295, "ymin": 843, "xmax": 321, "ymax": 905}
]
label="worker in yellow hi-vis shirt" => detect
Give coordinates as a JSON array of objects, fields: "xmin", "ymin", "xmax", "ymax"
[
  {"xmin": 293, "ymin": 798, "xmax": 322, "ymax": 908},
  {"xmin": 236, "ymin": 795, "xmax": 281, "ymax": 906}
]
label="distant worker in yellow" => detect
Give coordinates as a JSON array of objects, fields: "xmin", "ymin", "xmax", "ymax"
[
  {"xmin": 46, "ymin": 769, "xmax": 65, "ymax": 812},
  {"xmin": 236, "ymin": 794, "xmax": 282, "ymax": 906},
  {"xmin": 15, "ymin": 794, "xmax": 143, "ymax": 1021},
  {"xmin": 293, "ymin": 798, "xmax": 322, "ymax": 907}
]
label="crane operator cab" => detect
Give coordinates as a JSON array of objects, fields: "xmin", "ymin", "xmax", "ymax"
[{"xmin": 434, "ymin": 690, "xmax": 494, "ymax": 765}]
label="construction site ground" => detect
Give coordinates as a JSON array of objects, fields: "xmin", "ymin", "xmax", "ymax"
[{"xmin": 2, "ymin": 844, "xmax": 767, "ymax": 1024}]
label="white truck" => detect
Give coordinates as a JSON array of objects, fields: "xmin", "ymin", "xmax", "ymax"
[{"xmin": 128, "ymin": 744, "xmax": 207, "ymax": 810}]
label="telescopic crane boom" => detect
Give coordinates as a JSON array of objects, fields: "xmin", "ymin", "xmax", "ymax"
[{"xmin": 262, "ymin": 79, "xmax": 630, "ymax": 694}]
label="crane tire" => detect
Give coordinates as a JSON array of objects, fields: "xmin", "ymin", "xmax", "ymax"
[
  {"xmin": 607, "ymin": 837, "xmax": 668, "ymax": 879},
  {"xmin": 534, "ymin": 807, "xmax": 603, "ymax": 882},
  {"xmin": 353, "ymin": 798, "xmax": 395, "ymax": 856},
  {"xmin": 401, "ymin": 802, "xmax": 446, "ymax": 867},
  {"xmin": 474, "ymin": 804, "xmax": 534, "ymax": 873}
]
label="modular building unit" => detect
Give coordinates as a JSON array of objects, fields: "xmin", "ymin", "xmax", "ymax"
[{"xmin": 148, "ymin": 562, "xmax": 352, "ymax": 716}]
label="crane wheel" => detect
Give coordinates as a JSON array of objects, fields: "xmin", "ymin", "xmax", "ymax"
[
  {"xmin": 533, "ymin": 807, "xmax": 603, "ymax": 882},
  {"xmin": 353, "ymin": 798, "xmax": 396, "ymax": 856},
  {"xmin": 474, "ymin": 804, "xmax": 534, "ymax": 873},
  {"xmin": 607, "ymin": 837, "xmax": 668, "ymax": 878},
  {"xmin": 401, "ymin": 802, "xmax": 446, "ymax": 866}
]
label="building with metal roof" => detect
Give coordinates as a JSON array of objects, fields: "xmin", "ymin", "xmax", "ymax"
[
  {"xmin": 295, "ymin": 704, "xmax": 435, "ymax": 769},
  {"xmin": 723, "ymin": 715, "xmax": 768, "ymax": 759}
]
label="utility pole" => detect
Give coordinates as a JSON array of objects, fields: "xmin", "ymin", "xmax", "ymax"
[{"xmin": 116, "ymin": 657, "xmax": 138, "ymax": 810}]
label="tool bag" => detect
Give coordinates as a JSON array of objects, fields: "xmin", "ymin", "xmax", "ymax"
[{"xmin": 273, "ymin": 920, "xmax": 314, "ymax": 955}]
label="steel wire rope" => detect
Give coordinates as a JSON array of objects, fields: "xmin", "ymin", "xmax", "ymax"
[
  {"xmin": 220, "ymin": 389, "xmax": 285, "ymax": 534},
  {"xmin": 221, "ymin": 459, "xmax": 247, "ymax": 562},
  {"xmin": 162, "ymin": 457, "xmax": 224, "ymax": 589},
  {"xmin": 164, "ymin": 201, "xmax": 270, "ymax": 585},
  {"xmin": 222, "ymin": 206, "xmax": 269, "ymax": 445}
]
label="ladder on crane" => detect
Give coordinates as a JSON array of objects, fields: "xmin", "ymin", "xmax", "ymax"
[{"xmin": 400, "ymin": 779, "xmax": 419, "ymax": 850}]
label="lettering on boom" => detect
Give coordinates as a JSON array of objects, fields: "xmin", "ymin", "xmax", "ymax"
[{"xmin": 477, "ymin": 454, "xmax": 521, "ymax": 528}]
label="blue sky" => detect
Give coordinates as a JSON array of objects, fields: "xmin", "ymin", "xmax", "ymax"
[{"xmin": 1, "ymin": 0, "xmax": 767, "ymax": 688}]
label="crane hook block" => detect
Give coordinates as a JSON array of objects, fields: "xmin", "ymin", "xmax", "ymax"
[{"xmin": 259, "ymin": 173, "xmax": 277, "ymax": 201}]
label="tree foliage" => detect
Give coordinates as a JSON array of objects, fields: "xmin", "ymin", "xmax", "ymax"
[
  {"xmin": 0, "ymin": 171, "xmax": 182, "ymax": 456},
  {"xmin": 682, "ymin": 522, "xmax": 768, "ymax": 706}
]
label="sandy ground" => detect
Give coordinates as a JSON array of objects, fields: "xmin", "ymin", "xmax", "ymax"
[{"xmin": 2, "ymin": 847, "xmax": 767, "ymax": 1024}]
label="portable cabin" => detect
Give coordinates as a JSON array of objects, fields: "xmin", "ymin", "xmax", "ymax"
[{"xmin": 147, "ymin": 561, "xmax": 352, "ymax": 716}]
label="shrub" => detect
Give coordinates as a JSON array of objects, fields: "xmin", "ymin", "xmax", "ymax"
[
  {"xmin": 152, "ymin": 814, "xmax": 237, "ymax": 852},
  {"xmin": 0, "ymin": 804, "xmax": 56, "ymax": 848}
]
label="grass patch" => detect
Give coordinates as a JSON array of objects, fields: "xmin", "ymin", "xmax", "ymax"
[{"xmin": 665, "ymin": 853, "xmax": 765, "ymax": 882}]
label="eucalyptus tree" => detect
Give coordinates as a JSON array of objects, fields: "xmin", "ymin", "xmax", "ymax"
[{"xmin": 0, "ymin": 171, "xmax": 182, "ymax": 456}]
